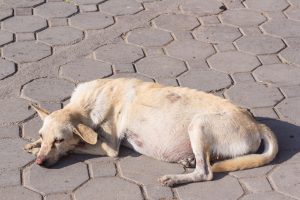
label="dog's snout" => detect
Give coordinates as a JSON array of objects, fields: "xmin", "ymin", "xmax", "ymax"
[{"xmin": 35, "ymin": 157, "xmax": 45, "ymax": 165}]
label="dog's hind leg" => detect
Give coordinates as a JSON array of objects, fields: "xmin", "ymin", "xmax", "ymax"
[{"xmin": 159, "ymin": 116, "xmax": 213, "ymax": 186}]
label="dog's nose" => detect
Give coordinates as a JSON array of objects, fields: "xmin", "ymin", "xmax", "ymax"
[{"xmin": 35, "ymin": 157, "xmax": 45, "ymax": 165}]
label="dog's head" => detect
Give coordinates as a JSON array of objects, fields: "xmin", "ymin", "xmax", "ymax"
[{"xmin": 31, "ymin": 104, "xmax": 98, "ymax": 167}]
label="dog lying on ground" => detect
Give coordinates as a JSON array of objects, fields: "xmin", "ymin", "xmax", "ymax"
[{"xmin": 24, "ymin": 78, "xmax": 278, "ymax": 186}]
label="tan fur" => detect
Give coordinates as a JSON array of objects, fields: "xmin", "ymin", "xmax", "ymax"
[{"xmin": 24, "ymin": 78, "xmax": 278, "ymax": 186}]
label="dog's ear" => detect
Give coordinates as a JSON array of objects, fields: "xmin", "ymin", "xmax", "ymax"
[
  {"xmin": 73, "ymin": 124, "xmax": 97, "ymax": 145},
  {"xmin": 30, "ymin": 103, "xmax": 50, "ymax": 121}
]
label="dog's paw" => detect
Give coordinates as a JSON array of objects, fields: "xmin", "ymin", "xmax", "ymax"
[
  {"xmin": 24, "ymin": 143, "xmax": 35, "ymax": 151},
  {"xmin": 158, "ymin": 175, "xmax": 177, "ymax": 187}
]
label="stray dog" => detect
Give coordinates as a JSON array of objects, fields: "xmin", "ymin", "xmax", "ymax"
[{"xmin": 24, "ymin": 78, "xmax": 278, "ymax": 186}]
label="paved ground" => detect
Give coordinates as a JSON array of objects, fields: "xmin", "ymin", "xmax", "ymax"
[{"xmin": 0, "ymin": 0, "xmax": 300, "ymax": 199}]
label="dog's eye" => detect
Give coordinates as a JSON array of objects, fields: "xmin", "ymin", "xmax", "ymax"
[{"xmin": 54, "ymin": 138, "xmax": 64, "ymax": 144}]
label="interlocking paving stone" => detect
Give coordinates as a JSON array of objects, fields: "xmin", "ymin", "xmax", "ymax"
[
  {"xmin": 94, "ymin": 43, "xmax": 144, "ymax": 64},
  {"xmin": 60, "ymin": 58, "xmax": 112, "ymax": 82},
  {"xmin": 230, "ymin": 165, "xmax": 274, "ymax": 178},
  {"xmin": 70, "ymin": 12, "xmax": 114, "ymax": 30},
  {"xmin": 15, "ymin": 7, "xmax": 32, "ymax": 16},
  {"xmin": 2, "ymin": 15, "xmax": 47, "ymax": 33},
  {"xmin": 16, "ymin": 33, "xmax": 35, "ymax": 41},
  {"xmin": 235, "ymin": 35, "xmax": 285, "ymax": 55},
  {"xmin": 21, "ymin": 78, "xmax": 74, "ymax": 103},
  {"xmin": 45, "ymin": 193, "xmax": 71, "ymax": 200},
  {"xmin": 166, "ymin": 40, "xmax": 215, "ymax": 61},
  {"xmin": 262, "ymin": 18, "xmax": 300, "ymax": 38},
  {"xmin": 72, "ymin": 0, "xmax": 105, "ymax": 4},
  {"xmin": 220, "ymin": 9, "xmax": 266, "ymax": 27},
  {"xmin": 144, "ymin": 184, "xmax": 173, "ymax": 200},
  {"xmin": 251, "ymin": 107, "xmax": 278, "ymax": 119},
  {"xmin": 154, "ymin": 14, "xmax": 199, "ymax": 31},
  {"xmin": 208, "ymin": 51, "xmax": 260, "ymax": 73},
  {"xmin": 111, "ymin": 72, "xmax": 154, "ymax": 82},
  {"xmin": 240, "ymin": 177, "xmax": 272, "ymax": 193},
  {"xmin": 22, "ymin": 117, "xmax": 41, "ymax": 140},
  {"xmin": 24, "ymin": 162, "xmax": 89, "ymax": 194},
  {"xmin": 258, "ymin": 55, "xmax": 280, "ymax": 65},
  {"xmin": 0, "ymin": 8, "xmax": 13, "ymax": 21},
  {"xmin": 0, "ymin": 98, "xmax": 34, "ymax": 125},
  {"xmin": 253, "ymin": 64, "xmax": 300, "ymax": 86},
  {"xmin": 0, "ymin": 169, "xmax": 20, "ymax": 187},
  {"xmin": 194, "ymin": 24, "xmax": 242, "ymax": 44},
  {"xmin": 0, "ymin": 30, "xmax": 13, "ymax": 46},
  {"xmin": 38, "ymin": 26, "xmax": 83, "ymax": 46},
  {"xmin": 85, "ymin": 157, "xmax": 116, "ymax": 178},
  {"xmin": 35, "ymin": 2, "xmax": 78, "ymax": 19},
  {"xmin": 288, "ymin": 0, "xmax": 300, "ymax": 7},
  {"xmin": 285, "ymin": 6, "xmax": 300, "ymax": 20},
  {"xmin": 179, "ymin": 69, "xmax": 232, "ymax": 92},
  {"xmin": 127, "ymin": 28, "xmax": 173, "ymax": 47},
  {"xmin": 244, "ymin": 0, "xmax": 289, "ymax": 11},
  {"xmin": 99, "ymin": 0, "xmax": 143, "ymax": 15},
  {"xmin": 2, "ymin": 0, "xmax": 44, "ymax": 8},
  {"xmin": 0, "ymin": 126, "xmax": 19, "ymax": 139},
  {"xmin": 276, "ymin": 97, "xmax": 300, "ymax": 125},
  {"xmin": 135, "ymin": 55, "xmax": 187, "ymax": 79},
  {"xmin": 269, "ymin": 163, "xmax": 300, "ymax": 199},
  {"xmin": 0, "ymin": 138, "xmax": 34, "ymax": 170},
  {"xmin": 0, "ymin": 186, "xmax": 42, "ymax": 200},
  {"xmin": 241, "ymin": 192, "xmax": 294, "ymax": 200},
  {"xmin": 74, "ymin": 177, "xmax": 143, "ymax": 200},
  {"xmin": 176, "ymin": 175, "xmax": 243, "ymax": 200},
  {"xmin": 280, "ymin": 85, "xmax": 300, "ymax": 98},
  {"xmin": 232, "ymin": 72, "xmax": 255, "ymax": 84},
  {"xmin": 225, "ymin": 83, "xmax": 283, "ymax": 108},
  {"xmin": 280, "ymin": 37, "xmax": 300, "ymax": 65},
  {"xmin": 3, "ymin": 41, "xmax": 51, "ymax": 63},
  {"xmin": 79, "ymin": 5, "xmax": 98, "ymax": 12},
  {"xmin": 180, "ymin": 0, "xmax": 224, "ymax": 16},
  {"xmin": 49, "ymin": 18, "xmax": 68, "ymax": 27},
  {"xmin": 0, "ymin": 58, "xmax": 16, "ymax": 80}
]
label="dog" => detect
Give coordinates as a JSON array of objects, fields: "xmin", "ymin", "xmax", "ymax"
[{"xmin": 24, "ymin": 78, "xmax": 278, "ymax": 186}]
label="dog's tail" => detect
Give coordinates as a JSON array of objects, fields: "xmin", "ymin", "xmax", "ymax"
[{"xmin": 211, "ymin": 124, "xmax": 278, "ymax": 172}]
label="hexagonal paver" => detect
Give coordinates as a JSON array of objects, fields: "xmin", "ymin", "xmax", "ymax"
[
  {"xmin": 276, "ymin": 97, "xmax": 300, "ymax": 125},
  {"xmin": 208, "ymin": 51, "xmax": 260, "ymax": 73},
  {"xmin": 194, "ymin": 24, "xmax": 241, "ymax": 44},
  {"xmin": 0, "ymin": 139, "xmax": 34, "ymax": 169},
  {"xmin": 0, "ymin": 126, "xmax": 19, "ymax": 139},
  {"xmin": 111, "ymin": 72, "xmax": 154, "ymax": 82},
  {"xmin": 45, "ymin": 193, "xmax": 71, "ymax": 200},
  {"xmin": 262, "ymin": 19, "xmax": 300, "ymax": 38},
  {"xmin": 240, "ymin": 177, "xmax": 272, "ymax": 193},
  {"xmin": 254, "ymin": 64, "xmax": 300, "ymax": 86},
  {"xmin": 127, "ymin": 28, "xmax": 173, "ymax": 47},
  {"xmin": 24, "ymin": 161, "xmax": 89, "ymax": 194},
  {"xmin": 235, "ymin": 35, "xmax": 284, "ymax": 55},
  {"xmin": 288, "ymin": 0, "xmax": 300, "ymax": 7},
  {"xmin": 73, "ymin": 0, "xmax": 105, "ymax": 4},
  {"xmin": 0, "ymin": 169, "xmax": 20, "ymax": 187},
  {"xmin": 85, "ymin": 157, "xmax": 116, "ymax": 178},
  {"xmin": 0, "ymin": 8, "xmax": 13, "ymax": 21},
  {"xmin": 166, "ymin": 40, "xmax": 215, "ymax": 61},
  {"xmin": 136, "ymin": 56, "xmax": 187, "ymax": 79},
  {"xmin": 119, "ymin": 154, "xmax": 183, "ymax": 185},
  {"xmin": 244, "ymin": 0, "xmax": 289, "ymax": 11},
  {"xmin": 154, "ymin": 14, "xmax": 200, "ymax": 31},
  {"xmin": 3, "ymin": 41, "xmax": 51, "ymax": 63},
  {"xmin": 225, "ymin": 83, "xmax": 283, "ymax": 108},
  {"xmin": 75, "ymin": 177, "xmax": 143, "ymax": 200},
  {"xmin": 0, "ymin": 58, "xmax": 16, "ymax": 80},
  {"xmin": 60, "ymin": 58, "xmax": 112, "ymax": 82},
  {"xmin": 220, "ymin": 9, "xmax": 266, "ymax": 27},
  {"xmin": 230, "ymin": 165, "xmax": 274, "ymax": 178},
  {"xmin": 0, "ymin": 98, "xmax": 34, "ymax": 124},
  {"xmin": 280, "ymin": 37, "xmax": 300, "ymax": 65},
  {"xmin": 35, "ymin": 2, "xmax": 78, "ymax": 19},
  {"xmin": 21, "ymin": 78, "xmax": 75, "ymax": 102},
  {"xmin": 180, "ymin": 0, "xmax": 224, "ymax": 16},
  {"xmin": 179, "ymin": 69, "xmax": 232, "ymax": 92},
  {"xmin": 0, "ymin": 30, "xmax": 13, "ymax": 46},
  {"xmin": 269, "ymin": 163, "xmax": 300, "ymax": 199},
  {"xmin": 94, "ymin": 43, "xmax": 144, "ymax": 64},
  {"xmin": 241, "ymin": 192, "xmax": 294, "ymax": 200},
  {"xmin": 144, "ymin": 184, "xmax": 173, "ymax": 200},
  {"xmin": 285, "ymin": 7, "xmax": 300, "ymax": 20},
  {"xmin": 2, "ymin": 0, "xmax": 44, "ymax": 8},
  {"xmin": 99, "ymin": 0, "xmax": 143, "ymax": 15},
  {"xmin": 38, "ymin": 27, "xmax": 83, "ymax": 46},
  {"xmin": 176, "ymin": 175, "xmax": 243, "ymax": 200},
  {"xmin": 70, "ymin": 12, "xmax": 114, "ymax": 30},
  {"xmin": 0, "ymin": 186, "xmax": 41, "ymax": 200},
  {"xmin": 23, "ymin": 117, "xmax": 42, "ymax": 140},
  {"xmin": 2, "ymin": 15, "xmax": 47, "ymax": 33}
]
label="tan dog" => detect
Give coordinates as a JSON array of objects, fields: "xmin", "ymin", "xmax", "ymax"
[{"xmin": 24, "ymin": 78, "xmax": 278, "ymax": 186}]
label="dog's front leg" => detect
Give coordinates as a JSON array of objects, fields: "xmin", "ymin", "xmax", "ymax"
[{"xmin": 24, "ymin": 138, "xmax": 42, "ymax": 154}]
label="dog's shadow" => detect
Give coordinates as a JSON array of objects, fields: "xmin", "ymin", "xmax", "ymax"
[{"xmin": 50, "ymin": 117, "xmax": 300, "ymax": 173}]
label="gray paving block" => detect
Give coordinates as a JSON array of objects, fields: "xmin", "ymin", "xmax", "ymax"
[
  {"xmin": 176, "ymin": 175, "xmax": 243, "ymax": 200},
  {"xmin": 72, "ymin": 0, "xmax": 105, "ymax": 4},
  {"xmin": 194, "ymin": 24, "xmax": 241, "ymax": 44},
  {"xmin": 70, "ymin": 12, "xmax": 114, "ymax": 30},
  {"xmin": 180, "ymin": 0, "xmax": 223, "ymax": 16},
  {"xmin": 2, "ymin": 15, "xmax": 47, "ymax": 33},
  {"xmin": 79, "ymin": 5, "xmax": 98, "ymax": 12},
  {"xmin": 229, "ymin": 165, "xmax": 274, "ymax": 178},
  {"xmin": 262, "ymin": 18, "xmax": 300, "ymax": 38},
  {"xmin": 0, "ymin": 98, "xmax": 34, "ymax": 124},
  {"xmin": 136, "ymin": 55, "xmax": 187, "ymax": 79},
  {"xmin": 0, "ymin": 58, "xmax": 16, "ymax": 80},
  {"xmin": 280, "ymin": 37, "xmax": 300, "ymax": 65},
  {"xmin": 144, "ymin": 184, "xmax": 173, "ymax": 200},
  {"xmin": 276, "ymin": 97, "xmax": 300, "ymax": 125},
  {"xmin": 0, "ymin": 126, "xmax": 19, "ymax": 139},
  {"xmin": 288, "ymin": 0, "xmax": 300, "ymax": 7},
  {"xmin": 0, "ymin": 186, "xmax": 42, "ymax": 200},
  {"xmin": 220, "ymin": 9, "xmax": 266, "ymax": 27},
  {"xmin": 235, "ymin": 35, "xmax": 285, "ymax": 55},
  {"xmin": 86, "ymin": 157, "xmax": 116, "ymax": 178},
  {"xmin": 154, "ymin": 14, "xmax": 199, "ymax": 31},
  {"xmin": 16, "ymin": 33, "xmax": 35, "ymax": 41},
  {"xmin": 250, "ymin": 107, "xmax": 278, "ymax": 119},
  {"xmin": 15, "ymin": 7, "xmax": 32, "ymax": 16},
  {"xmin": 127, "ymin": 28, "xmax": 173, "ymax": 47},
  {"xmin": 45, "ymin": 193, "xmax": 71, "ymax": 200},
  {"xmin": 23, "ymin": 162, "xmax": 89, "ymax": 194},
  {"xmin": 21, "ymin": 78, "xmax": 75, "ymax": 102},
  {"xmin": 0, "ymin": 169, "xmax": 20, "ymax": 187},
  {"xmin": 35, "ymin": 2, "xmax": 78, "ymax": 18},
  {"xmin": 280, "ymin": 85, "xmax": 300, "ymax": 98},
  {"xmin": 240, "ymin": 177, "xmax": 272, "ymax": 193},
  {"xmin": 200, "ymin": 15, "xmax": 220, "ymax": 25},
  {"xmin": 22, "ymin": 117, "xmax": 42, "ymax": 140},
  {"xmin": 99, "ymin": 0, "xmax": 143, "ymax": 15},
  {"xmin": 215, "ymin": 43, "xmax": 236, "ymax": 52},
  {"xmin": 208, "ymin": 51, "xmax": 260, "ymax": 73},
  {"xmin": 49, "ymin": 18, "xmax": 68, "ymax": 27},
  {"xmin": 38, "ymin": 26, "xmax": 83, "ymax": 46},
  {"xmin": 179, "ymin": 69, "xmax": 232, "ymax": 92},
  {"xmin": 232, "ymin": 72, "xmax": 255, "ymax": 84},
  {"xmin": 244, "ymin": 0, "xmax": 289, "ymax": 11},
  {"xmin": 2, "ymin": 0, "xmax": 44, "ymax": 8},
  {"xmin": 111, "ymin": 73, "xmax": 154, "ymax": 82},
  {"xmin": 241, "ymin": 192, "xmax": 294, "ymax": 200},
  {"xmin": 74, "ymin": 177, "xmax": 143, "ymax": 200},
  {"xmin": 258, "ymin": 55, "xmax": 280, "ymax": 65},
  {"xmin": 0, "ymin": 30, "xmax": 13, "ymax": 46},
  {"xmin": 0, "ymin": 8, "xmax": 13, "ymax": 21},
  {"xmin": 3, "ymin": 41, "xmax": 51, "ymax": 63},
  {"xmin": 285, "ymin": 6, "xmax": 300, "ymax": 20}
]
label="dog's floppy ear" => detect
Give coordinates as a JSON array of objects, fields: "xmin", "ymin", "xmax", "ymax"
[
  {"xmin": 73, "ymin": 124, "xmax": 98, "ymax": 145},
  {"xmin": 30, "ymin": 103, "xmax": 50, "ymax": 121}
]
